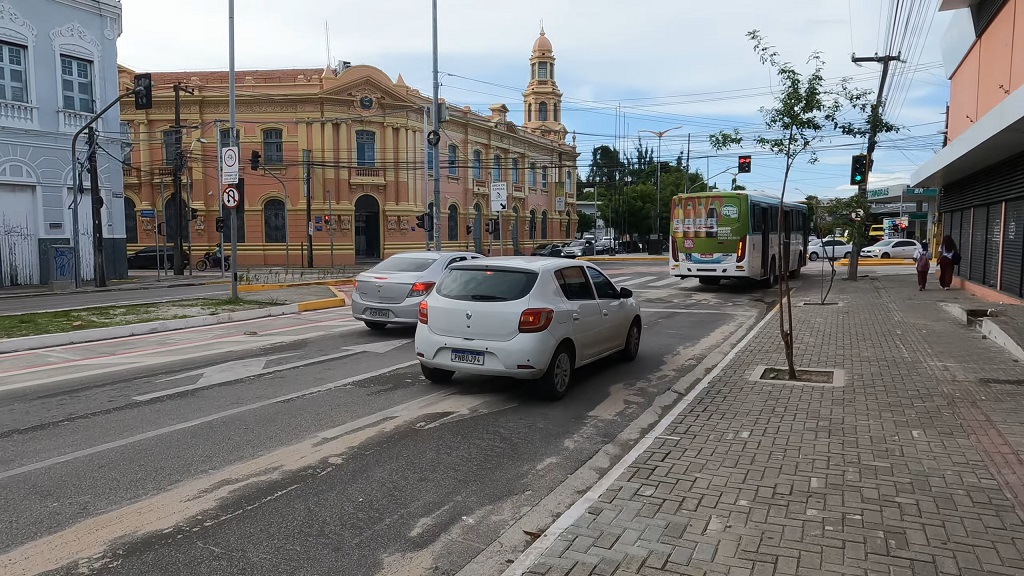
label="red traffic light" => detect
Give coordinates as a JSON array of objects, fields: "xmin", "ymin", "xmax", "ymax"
[{"xmin": 738, "ymin": 156, "xmax": 751, "ymax": 173}]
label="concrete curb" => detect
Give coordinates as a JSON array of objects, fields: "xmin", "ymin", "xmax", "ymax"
[
  {"xmin": 578, "ymin": 256, "xmax": 668, "ymax": 262},
  {"xmin": 0, "ymin": 295, "xmax": 347, "ymax": 354},
  {"xmin": 835, "ymin": 258, "xmax": 917, "ymax": 266},
  {"xmin": 979, "ymin": 318, "xmax": 1024, "ymax": 363},
  {"xmin": 238, "ymin": 278, "xmax": 355, "ymax": 292}
]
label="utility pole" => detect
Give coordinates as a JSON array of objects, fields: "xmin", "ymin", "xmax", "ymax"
[
  {"xmin": 172, "ymin": 83, "xmax": 194, "ymax": 276},
  {"xmin": 430, "ymin": 0, "xmax": 442, "ymax": 251},
  {"xmin": 228, "ymin": 0, "xmax": 238, "ymax": 299},
  {"xmin": 87, "ymin": 127, "xmax": 106, "ymax": 287},
  {"xmin": 303, "ymin": 149, "xmax": 313, "ymax": 267},
  {"xmin": 683, "ymin": 133, "xmax": 691, "ymax": 193},
  {"xmin": 215, "ymin": 119, "xmax": 225, "ymax": 277},
  {"xmin": 848, "ymin": 52, "xmax": 900, "ymax": 281}
]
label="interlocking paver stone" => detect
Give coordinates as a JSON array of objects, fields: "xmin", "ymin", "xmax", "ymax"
[{"xmin": 518, "ymin": 270, "xmax": 1024, "ymax": 575}]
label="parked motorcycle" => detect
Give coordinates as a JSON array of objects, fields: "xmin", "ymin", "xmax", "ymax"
[{"xmin": 195, "ymin": 251, "xmax": 231, "ymax": 271}]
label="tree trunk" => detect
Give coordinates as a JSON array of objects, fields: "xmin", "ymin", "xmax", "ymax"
[{"xmin": 779, "ymin": 129, "xmax": 797, "ymax": 381}]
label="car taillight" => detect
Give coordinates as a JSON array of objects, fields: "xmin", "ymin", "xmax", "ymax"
[
  {"xmin": 736, "ymin": 240, "xmax": 746, "ymax": 263},
  {"xmin": 671, "ymin": 238, "xmax": 679, "ymax": 262},
  {"xmin": 418, "ymin": 301, "xmax": 428, "ymax": 324},
  {"xmin": 408, "ymin": 281, "xmax": 435, "ymax": 298},
  {"xmin": 519, "ymin": 308, "xmax": 554, "ymax": 333}
]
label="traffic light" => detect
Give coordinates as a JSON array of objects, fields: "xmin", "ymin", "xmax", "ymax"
[
  {"xmin": 738, "ymin": 155, "xmax": 751, "ymax": 174},
  {"xmin": 850, "ymin": 154, "xmax": 868, "ymax": 186},
  {"xmin": 215, "ymin": 216, "xmax": 225, "ymax": 233},
  {"xmin": 484, "ymin": 220, "xmax": 493, "ymax": 234},
  {"xmin": 250, "ymin": 150, "xmax": 261, "ymax": 171},
  {"xmin": 323, "ymin": 215, "xmax": 331, "ymax": 226},
  {"xmin": 416, "ymin": 213, "xmax": 427, "ymax": 230},
  {"xmin": 189, "ymin": 208, "xmax": 199, "ymax": 221},
  {"xmin": 133, "ymin": 73, "xmax": 153, "ymax": 110},
  {"xmin": 466, "ymin": 223, "xmax": 473, "ymax": 236},
  {"xmin": 157, "ymin": 222, "xmax": 166, "ymax": 236},
  {"xmin": 425, "ymin": 212, "xmax": 434, "ymax": 232}
]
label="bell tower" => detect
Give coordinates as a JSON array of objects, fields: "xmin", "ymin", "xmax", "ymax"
[{"xmin": 522, "ymin": 24, "xmax": 567, "ymax": 142}]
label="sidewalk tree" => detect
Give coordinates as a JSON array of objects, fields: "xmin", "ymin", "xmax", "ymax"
[{"xmin": 708, "ymin": 30, "xmax": 897, "ymax": 380}]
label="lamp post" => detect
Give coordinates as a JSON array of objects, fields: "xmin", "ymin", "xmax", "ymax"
[{"xmin": 639, "ymin": 126, "xmax": 683, "ymax": 253}]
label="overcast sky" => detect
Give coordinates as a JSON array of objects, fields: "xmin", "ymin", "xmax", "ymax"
[{"xmin": 118, "ymin": 0, "xmax": 953, "ymax": 199}]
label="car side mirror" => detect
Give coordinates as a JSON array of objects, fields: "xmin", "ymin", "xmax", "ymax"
[{"xmin": 618, "ymin": 287, "xmax": 633, "ymax": 299}]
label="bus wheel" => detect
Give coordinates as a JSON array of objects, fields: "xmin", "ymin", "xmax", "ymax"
[
  {"xmin": 698, "ymin": 277, "xmax": 721, "ymax": 286},
  {"xmin": 790, "ymin": 254, "xmax": 802, "ymax": 279},
  {"xmin": 762, "ymin": 260, "xmax": 778, "ymax": 288}
]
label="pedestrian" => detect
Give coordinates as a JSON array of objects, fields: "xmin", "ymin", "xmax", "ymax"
[
  {"xmin": 937, "ymin": 235, "xmax": 959, "ymax": 290},
  {"xmin": 914, "ymin": 241, "xmax": 932, "ymax": 291}
]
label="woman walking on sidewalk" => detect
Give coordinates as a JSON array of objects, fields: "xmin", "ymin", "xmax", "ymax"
[
  {"xmin": 937, "ymin": 235, "xmax": 958, "ymax": 290},
  {"xmin": 915, "ymin": 242, "xmax": 932, "ymax": 290}
]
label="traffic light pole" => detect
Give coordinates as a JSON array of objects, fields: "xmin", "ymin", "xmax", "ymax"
[
  {"xmin": 215, "ymin": 120, "xmax": 225, "ymax": 278},
  {"xmin": 87, "ymin": 127, "xmax": 106, "ymax": 288},
  {"xmin": 228, "ymin": 0, "xmax": 239, "ymax": 299},
  {"xmin": 172, "ymin": 83, "xmax": 194, "ymax": 276},
  {"xmin": 303, "ymin": 149, "xmax": 313, "ymax": 267},
  {"xmin": 848, "ymin": 53, "xmax": 900, "ymax": 281},
  {"xmin": 431, "ymin": 0, "xmax": 442, "ymax": 252}
]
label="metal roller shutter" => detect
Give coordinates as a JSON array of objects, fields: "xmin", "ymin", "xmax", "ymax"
[
  {"xmin": 1001, "ymin": 199, "xmax": 1024, "ymax": 297},
  {"xmin": 942, "ymin": 212, "xmax": 952, "ymax": 240},
  {"xmin": 971, "ymin": 206, "xmax": 988, "ymax": 282},
  {"xmin": 985, "ymin": 203, "xmax": 1001, "ymax": 287},
  {"xmin": 953, "ymin": 210, "xmax": 968, "ymax": 279}
]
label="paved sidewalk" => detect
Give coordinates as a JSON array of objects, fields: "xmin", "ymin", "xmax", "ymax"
[{"xmin": 516, "ymin": 270, "xmax": 1024, "ymax": 576}]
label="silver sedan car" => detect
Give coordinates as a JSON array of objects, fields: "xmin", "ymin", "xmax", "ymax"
[{"xmin": 351, "ymin": 251, "xmax": 483, "ymax": 330}]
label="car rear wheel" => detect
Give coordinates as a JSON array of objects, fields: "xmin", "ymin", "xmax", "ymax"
[
  {"xmin": 540, "ymin": 344, "xmax": 574, "ymax": 400},
  {"xmin": 620, "ymin": 319, "xmax": 641, "ymax": 362},
  {"xmin": 421, "ymin": 364, "xmax": 454, "ymax": 383},
  {"xmin": 364, "ymin": 321, "xmax": 387, "ymax": 331},
  {"xmin": 808, "ymin": 252, "xmax": 818, "ymax": 261},
  {"xmin": 844, "ymin": 252, "xmax": 851, "ymax": 259}
]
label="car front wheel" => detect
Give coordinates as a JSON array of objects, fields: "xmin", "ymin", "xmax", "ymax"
[
  {"xmin": 620, "ymin": 319, "xmax": 641, "ymax": 361},
  {"xmin": 881, "ymin": 252, "xmax": 891, "ymax": 258},
  {"xmin": 808, "ymin": 252, "xmax": 818, "ymax": 261},
  {"xmin": 540, "ymin": 344, "xmax": 574, "ymax": 400}
]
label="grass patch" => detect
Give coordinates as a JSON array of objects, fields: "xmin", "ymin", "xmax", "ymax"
[{"xmin": 0, "ymin": 298, "xmax": 267, "ymax": 339}]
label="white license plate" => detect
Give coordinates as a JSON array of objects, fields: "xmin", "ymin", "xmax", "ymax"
[
  {"xmin": 365, "ymin": 308, "xmax": 390, "ymax": 319},
  {"xmin": 451, "ymin": 349, "xmax": 484, "ymax": 365}
]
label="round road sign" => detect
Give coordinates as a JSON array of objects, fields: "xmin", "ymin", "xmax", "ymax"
[
  {"xmin": 222, "ymin": 186, "xmax": 239, "ymax": 208},
  {"xmin": 223, "ymin": 147, "xmax": 237, "ymax": 169}
]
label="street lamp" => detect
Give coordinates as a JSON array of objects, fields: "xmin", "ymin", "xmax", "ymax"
[{"xmin": 639, "ymin": 126, "xmax": 683, "ymax": 253}]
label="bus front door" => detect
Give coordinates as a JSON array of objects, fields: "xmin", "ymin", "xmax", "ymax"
[{"xmin": 760, "ymin": 205, "xmax": 771, "ymax": 279}]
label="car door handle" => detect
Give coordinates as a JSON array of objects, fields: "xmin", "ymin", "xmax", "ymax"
[
  {"xmin": 572, "ymin": 314, "xmax": 580, "ymax": 322},
  {"xmin": 602, "ymin": 310, "xmax": 609, "ymax": 317}
]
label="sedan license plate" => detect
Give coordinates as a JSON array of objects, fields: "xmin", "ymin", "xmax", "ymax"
[
  {"xmin": 365, "ymin": 308, "xmax": 390, "ymax": 319},
  {"xmin": 451, "ymin": 349, "xmax": 484, "ymax": 365}
]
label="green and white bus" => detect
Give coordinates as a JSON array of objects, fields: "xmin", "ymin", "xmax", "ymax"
[{"xmin": 669, "ymin": 191, "xmax": 808, "ymax": 286}]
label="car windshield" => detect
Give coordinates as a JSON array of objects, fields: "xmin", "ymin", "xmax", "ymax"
[
  {"xmin": 436, "ymin": 268, "xmax": 539, "ymax": 302},
  {"xmin": 371, "ymin": 256, "xmax": 435, "ymax": 273},
  {"xmin": 873, "ymin": 240, "xmax": 894, "ymax": 247},
  {"xmin": 569, "ymin": 240, "xmax": 586, "ymax": 247},
  {"xmin": 809, "ymin": 240, "xmax": 822, "ymax": 246}
]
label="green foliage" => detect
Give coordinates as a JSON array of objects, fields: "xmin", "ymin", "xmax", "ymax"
[
  {"xmin": 576, "ymin": 211, "xmax": 596, "ymax": 235},
  {"xmin": 816, "ymin": 195, "xmax": 871, "ymax": 246}
]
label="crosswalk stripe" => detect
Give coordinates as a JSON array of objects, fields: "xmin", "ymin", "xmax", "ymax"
[
  {"xmin": 650, "ymin": 277, "xmax": 679, "ymax": 287},
  {"xmin": 618, "ymin": 276, "xmax": 658, "ymax": 286},
  {"xmin": 609, "ymin": 276, "xmax": 632, "ymax": 283}
]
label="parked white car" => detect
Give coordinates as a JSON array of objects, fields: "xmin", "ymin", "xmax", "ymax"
[
  {"xmin": 807, "ymin": 239, "xmax": 853, "ymax": 261},
  {"xmin": 414, "ymin": 257, "xmax": 642, "ymax": 399},
  {"xmin": 351, "ymin": 251, "xmax": 482, "ymax": 330},
  {"xmin": 860, "ymin": 239, "xmax": 921, "ymax": 259}
]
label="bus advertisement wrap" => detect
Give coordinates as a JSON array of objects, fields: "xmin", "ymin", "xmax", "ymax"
[{"xmin": 671, "ymin": 193, "xmax": 748, "ymax": 263}]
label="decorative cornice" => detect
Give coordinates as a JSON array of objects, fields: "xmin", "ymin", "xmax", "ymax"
[
  {"xmin": 50, "ymin": 22, "xmax": 102, "ymax": 57},
  {"xmin": 0, "ymin": 3, "xmax": 36, "ymax": 46}
]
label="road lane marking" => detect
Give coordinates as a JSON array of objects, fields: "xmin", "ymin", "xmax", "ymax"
[
  {"xmin": 0, "ymin": 360, "xmax": 420, "ymax": 481},
  {"xmin": 608, "ymin": 276, "xmax": 631, "ymax": 283},
  {"xmin": 617, "ymin": 276, "xmax": 658, "ymax": 286},
  {"xmin": 133, "ymin": 339, "xmax": 411, "ymax": 401},
  {"xmin": 650, "ymin": 277, "xmax": 680, "ymax": 287}
]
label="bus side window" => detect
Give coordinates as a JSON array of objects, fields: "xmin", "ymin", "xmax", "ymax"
[{"xmin": 752, "ymin": 204, "xmax": 764, "ymax": 232}]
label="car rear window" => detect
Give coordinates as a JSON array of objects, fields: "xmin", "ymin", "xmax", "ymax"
[
  {"xmin": 371, "ymin": 256, "xmax": 435, "ymax": 273},
  {"xmin": 436, "ymin": 269, "xmax": 538, "ymax": 302}
]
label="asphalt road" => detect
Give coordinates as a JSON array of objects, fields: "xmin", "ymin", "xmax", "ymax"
[
  {"xmin": 0, "ymin": 262, "xmax": 776, "ymax": 576},
  {"xmin": 0, "ymin": 283, "xmax": 230, "ymax": 315}
]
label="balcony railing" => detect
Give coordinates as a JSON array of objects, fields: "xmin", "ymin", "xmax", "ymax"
[
  {"xmin": 0, "ymin": 101, "xmax": 37, "ymax": 129},
  {"xmin": 60, "ymin": 109, "xmax": 93, "ymax": 133},
  {"xmin": 350, "ymin": 166, "xmax": 385, "ymax": 184},
  {"xmin": 123, "ymin": 166, "xmax": 136, "ymax": 180}
]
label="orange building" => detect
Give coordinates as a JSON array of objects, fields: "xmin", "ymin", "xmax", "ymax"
[
  {"xmin": 913, "ymin": 0, "xmax": 1024, "ymax": 297},
  {"xmin": 118, "ymin": 29, "xmax": 579, "ymax": 267}
]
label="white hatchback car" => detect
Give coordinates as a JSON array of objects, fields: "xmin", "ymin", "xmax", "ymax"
[
  {"xmin": 860, "ymin": 239, "xmax": 921, "ymax": 259},
  {"xmin": 414, "ymin": 257, "xmax": 642, "ymax": 399}
]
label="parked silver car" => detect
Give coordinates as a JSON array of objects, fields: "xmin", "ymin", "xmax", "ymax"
[{"xmin": 351, "ymin": 251, "xmax": 483, "ymax": 330}]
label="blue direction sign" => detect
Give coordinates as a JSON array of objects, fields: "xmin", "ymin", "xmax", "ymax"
[{"xmin": 140, "ymin": 209, "xmax": 155, "ymax": 219}]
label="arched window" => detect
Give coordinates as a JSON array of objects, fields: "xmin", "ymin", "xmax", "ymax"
[
  {"xmin": 163, "ymin": 197, "xmax": 190, "ymax": 242},
  {"xmin": 263, "ymin": 199, "xmax": 287, "ymax": 243},
  {"xmin": 538, "ymin": 102, "xmax": 548, "ymax": 122},
  {"xmin": 355, "ymin": 130, "xmax": 376, "ymax": 166},
  {"xmin": 541, "ymin": 210, "xmax": 548, "ymax": 240},
  {"xmin": 566, "ymin": 170, "xmax": 573, "ymax": 195},
  {"xmin": 124, "ymin": 197, "xmax": 138, "ymax": 244},
  {"xmin": 554, "ymin": 102, "xmax": 559, "ymax": 122},
  {"xmin": 527, "ymin": 103, "xmax": 532, "ymax": 122},
  {"xmin": 472, "ymin": 149, "xmax": 482, "ymax": 179},
  {"xmin": 447, "ymin": 204, "xmax": 459, "ymax": 241},
  {"xmin": 529, "ymin": 209, "xmax": 537, "ymax": 240}
]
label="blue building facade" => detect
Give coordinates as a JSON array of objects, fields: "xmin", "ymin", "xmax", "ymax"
[{"xmin": 0, "ymin": 0, "xmax": 126, "ymax": 287}]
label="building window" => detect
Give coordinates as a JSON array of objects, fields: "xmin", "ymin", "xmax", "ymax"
[
  {"xmin": 529, "ymin": 209, "xmax": 537, "ymax": 240},
  {"xmin": 448, "ymin": 143, "xmax": 458, "ymax": 176},
  {"xmin": 120, "ymin": 122, "xmax": 133, "ymax": 166},
  {"xmin": 529, "ymin": 162, "xmax": 537, "ymax": 187},
  {"xmin": 554, "ymin": 103, "xmax": 559, "ymax": 122},
  {"xmin": 447, "ymin": 204, "xmax": 459, "ymax": 241},
  {"xmin": 0, "ymin": 42, "xmax": 28, "ymax": 103},
  {"xmin": 472, "ymin": 149, "xmax": 482, "ymax": 179},
  {"xmin": 531, "ymin": 63, "xmax": 537, "ymax": 80},
  {"xmin": 538, "ymin": 102, "xmax": 548, "ymax": 122},
  {"xmin": 162, "ymin": 130, "xmax": 179, "ymax": 166},
  {"xmin": 538, "ymin": 62, "xmax": 548, "ymax": 80},
  {"xmin": 262, "ymin": 129, "xmax": 284, "ymax": 165},
  {"xmin": 124, "ymin": 197, "xmax": 138, "ymax": 244},
  {"xmin": 566, "ymin": 170, "xmax": 572, "ymax": 194},
  {"xmin": 427, "ymin": 145, "xmax": 436, "ymax": 175},
  {"xmin": 512, "ymin": 158, "xmax": 520, "ymax": 184},
  {"xmin": 493, "ymin": 154, "xmax": 502, "ymax": 182},
  {"xmin": 356, "ymin": 130, "xmax": 375, "ymax": 166},
  {"xmin": 550, "ymin": 63, "xmax": 555, "ymax": 79},
  {"xmin": 541, "ymin": 210, "xmax": 548, "ymax": 240},
  {"xmin": 219, "ymin": 128, "xmax": 239, "ymax": 148},
  {"xmin": 527, "ymin": 103, "xmax": 532, "ymax": 122},
  {"xmin": 541, "ymin": 165, "xmax": 549, "ymax": 189},
  {"xmin": 263, "ymin": 199, "xmax": 287, "ymax": 243},
  {"xmin": 60, "ymin": 55, "xmax": 94, "ymax": 113}
]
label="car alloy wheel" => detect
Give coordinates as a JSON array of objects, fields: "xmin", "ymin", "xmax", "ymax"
[
  {"xmin": 621, "ymin": 320, "xmax": 641, "ymax": 361},
  {"xmin": 541, "ymin": 344, "xmax": 574, "ymax": 400}
]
